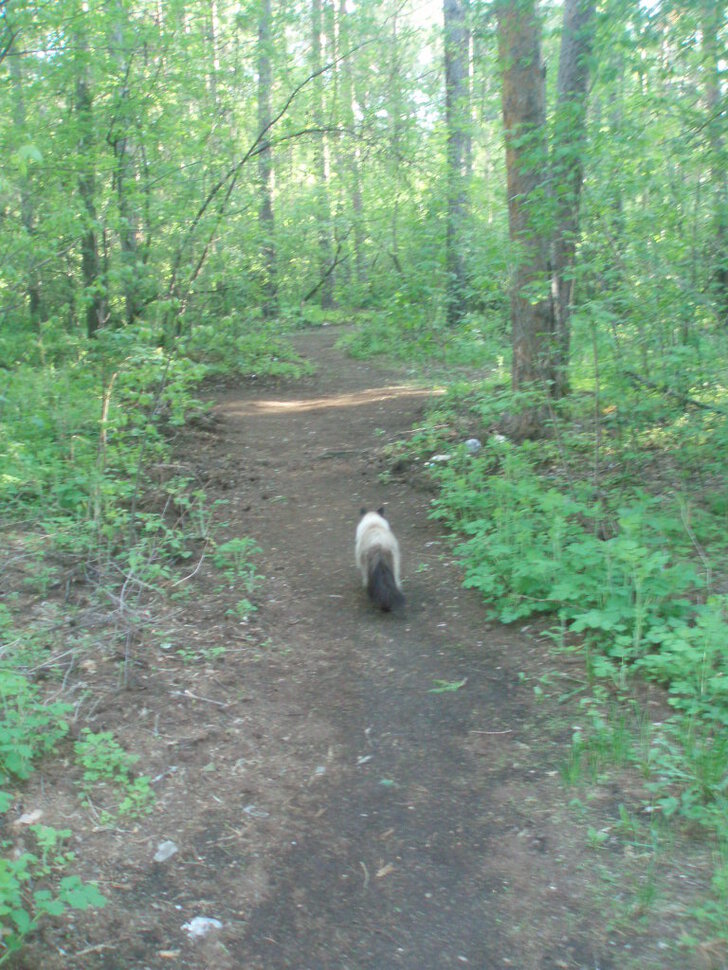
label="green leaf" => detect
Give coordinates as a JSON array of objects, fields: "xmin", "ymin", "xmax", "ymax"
[{"xmin": 428, "ymin": 678, "xmax": 467, "ymax": 694}]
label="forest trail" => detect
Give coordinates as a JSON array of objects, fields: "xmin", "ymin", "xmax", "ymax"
[{"xmin": 19, "ymin": 328, "xmax": 687, "ymax": 970}]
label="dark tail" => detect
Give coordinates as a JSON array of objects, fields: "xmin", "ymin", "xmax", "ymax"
[{"xmin": 368, "ymin": 558, "xmax": 404, "ymax": 612}]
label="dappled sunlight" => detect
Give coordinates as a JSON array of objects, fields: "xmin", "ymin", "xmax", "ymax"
[{"xmin": 221, "ymin": 384, "xmax": 445, "ymax": 417}]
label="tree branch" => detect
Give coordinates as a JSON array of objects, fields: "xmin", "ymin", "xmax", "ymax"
[
  {"xmin": 166, "ymin": 40, "xmax": 375, "ymax": 307},
  {"xmin": 624, "ymin": 370, "xmax": 728, "ymax": 416},
  {"xmin": 303, "ymin": 241, "xmax": 349, "ymax": 303}
]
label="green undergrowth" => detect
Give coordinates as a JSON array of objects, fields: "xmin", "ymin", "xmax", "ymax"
[
  {"xmin": 0, "ymin": 312, "xmax": 289, "ymax": 958},
  {"xmin": 0, "ymin": 652, "xmax": 108, "ymax": 962},
  {"xmin": 178, "ymin": 312, "xmax": 313, "ymax": 376},
  {"xmin": 337, "ymin": 306, "xmax": 508, "ymax": 373},
  {"xmin": 387, "ymin": 336, "xmax": 728, "ymax": 945}
]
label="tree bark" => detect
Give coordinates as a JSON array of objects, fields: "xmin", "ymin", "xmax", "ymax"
[
  {"xmin": 338, "ymin": 0, "xmax": 367, "ymax": 288},
  {"xmin": 311, "ymin": 0, "xmax": 335, "ymax": 308},
  {"xmin": 111, "ymin": 0, "xmax": 141, "ymax": 326},
  {"xmin": 496, "ymin": 0, "xmax": 555, "ymax": 425},
  {"xmin": 389, "ymin": 5, "xmax": 402, "ymax": 272},
  {"xmin": 8, "ymin": 17, "xmax": 42, "ymax": 322},
  {"xmin": 258, "ymin": 0, "xmax": 278, "ymax": 318},
  {"xmin": 329, "ymin": 0, "xmax": 351, "ymax": 290},
  {"xmin": 75, "ymin": 29, "xmax": 107, "ymax": 338},
  {"xmin": 701, "ymin": 0, "xmax": 728, "ymax": 325},
  {"xmin": 444, "ymin": 0, "xmax": 470, "ymax": 326},
  {"xmin": 550, "ymin": 0, "xmax": 595, "ymax": 395}
]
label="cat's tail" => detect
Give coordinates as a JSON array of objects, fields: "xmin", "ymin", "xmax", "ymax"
[{"xmin": 367, "ymin": 552, "xmax": 405, "ymax": 612}]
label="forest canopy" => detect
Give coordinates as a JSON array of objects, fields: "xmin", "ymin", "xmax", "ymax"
[{"xmin": 1, "ymin": 0, "xmax": 725, "ymax": 360}]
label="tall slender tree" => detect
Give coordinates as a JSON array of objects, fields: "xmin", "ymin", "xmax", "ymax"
[
  {"xmin": 311, "ymin": 0, "xmax": 335, "ymax": 308},
  {"xmin": 550, "ymin": 0, "xmax": 595, "ymax": 395},
  {"xmin": 75, "ymin": 23, "xmax": 107, "ymax": 338},
  {"xmin": 444, "ymin": 0, "xmax": 470, "ymax": 326},
  {"xmin": 111, "ymin": 0, "xmax": 141, "ymax": 325},
  {"xmin": 7, "ymin": 11, "xmax": 41, "ymax": 322},
  {"xmin": 700, "ymin": 0, "xmax": 728, "ymax": 324},
  {"xmin": 258, "ymin": 0, "xmax": 278, "ymax": 317},
  {"xmin": 387, "ymin": 4, "xmax": 403, "ymax": 274},
  {"xmin": 338, "ymin": 0, "xmax": 367, "ymax": 288}
]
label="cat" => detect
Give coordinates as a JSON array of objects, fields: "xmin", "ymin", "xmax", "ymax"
[{"xmin": 355, "ymin": 507, "xmax": 404, "ymax": 612}]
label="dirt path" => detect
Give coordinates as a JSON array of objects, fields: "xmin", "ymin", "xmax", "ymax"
[{"xmin": 18, "ymin": 327, "xmax": 697, "ymax": 970}]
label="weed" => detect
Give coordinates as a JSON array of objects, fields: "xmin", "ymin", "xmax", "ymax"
[
  {"xmin": 74, "ymin": 730, "xmax": 154, "ymax": 824},
  {"xmin": 587, "ymin": 825, "xmax": 611, "ymax": 850},
  {"xmin": 213, "ymin": 537, "xmax": 263, "ymax": 620},
  {"xmin": 227, "ymin": 598, "xmax": 257, "ymax": 622},
  {"xmin": 213, "ymin": 537, "xmax": 262, "ymax": 590},
  {"xmin": 0, "ymin": 825, "xmax": 106, "ymax": 964},
  {"xmin": 0, "ymin": 670, "xmax": 71, "ymax": 789},
  {"xmin": 428, "ymin": 678, "xmax": 468, "ymax": 693}
]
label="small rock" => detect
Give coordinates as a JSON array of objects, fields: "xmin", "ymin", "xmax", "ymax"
[
  {"xmin": 243, "ymin": 804, "xmax": 269, "ymax": 818},
  {"xmin": 181, "ymin": 916, "xmax": 223, "ymax": 940},
  {"xmin": 154, "ymin": 840, "xmax": 179, "ymax": 863},
  {"xmin": 16, "ymin": 809, "xmax": 43, "ymax": 827},
  {"xmin": 464, "ymin": 438, "xmax": 482, "ymax": 453},
  {"xmin": 427, "ymin": 453, "xmax": 452, "ymax": 465}
]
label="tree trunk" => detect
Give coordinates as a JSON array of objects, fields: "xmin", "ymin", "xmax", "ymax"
[
  {"xmin": 111, "ymin": 0, "xmax": 141, "ymax": 326},
  {"xmin": 389, "ymin": 6, "xmax": 402, "ymax": 272},
  {"xmin": 330, "ymin": 0, "xmax": 351, "ymax": 290},
  {"xmin": 8, "ymin": 18, "xmax": 42, "ymax": 322},
  {"xmin": 208, "ymin": 0, "xmax": 220, "ymax": 108},
  {"xmin": 701, "ymin": 0, "xmax": 728, "ymax": 325},
  {"xmin": 496, "ymin": 0, "xmax": 555, "ymax": 427},
  {"xmin": 258, "ymin": 0, "xmax": 278, "ymax": 318},
  {"xmin": 338, "ymin": 0, "xmax": 367, "ymax": 288},
  {"xmin": 75, "ymin": 30, "xmax": 107, "ymax": 339},
  {"xmin": 444, "ymin": 0, "xmax": 470, "ymax": 327},
  {"xmin": 311, "ymin": 0, "xmax": 335, "ymax": 309},
  {"xmin": 550, "ymin": 0, "xmax": 595, "ymax": 396}
]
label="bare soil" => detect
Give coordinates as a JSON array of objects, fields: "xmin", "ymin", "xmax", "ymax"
[{"xmin": 9, "ymin": 327, "xmax": 721, "ymax": 970}]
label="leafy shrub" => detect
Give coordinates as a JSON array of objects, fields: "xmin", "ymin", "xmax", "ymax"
[
  {"xmin": 0, "ymin": 670, "xmax": 71, "ymax": 794},
  {"xmin": 338, "ymin": 308, "xmax": 504, "ymax": 369},
  {"xmin": 179, "ymin": 316, "xmax": 312, "ymax": 377},
  {"xmin": 430, "ymin": 432, "xmax": 728, "ymax": 829},
  {"xmin": 0, "ymin": 638, "xmax": 106, "ymax": 961}
]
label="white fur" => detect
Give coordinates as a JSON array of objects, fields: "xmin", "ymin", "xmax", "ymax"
[
  {"xmin": 355, "ymin": 510, "xmax": 402, "ymax": 590},
  {"xmin": 355, "ymin": 510, "xmax": 404, "ymax": 611}
]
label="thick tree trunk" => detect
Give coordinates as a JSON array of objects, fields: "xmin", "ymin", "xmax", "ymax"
[
  {"xmin": 258, "ymin": 0, "xmax": 278, "ymax": 318},
  {"xmin": 444, "ymin": 0, "xmax": 470, "ymax": 327},
  {"xmin": 497, "ymin": 0, "xmax": 555, "ymax": 425},
  {"xmin": 550, "ymin": 0, "xmax": 595, "ymax": 396},
  {"xmin": 311, "ymin": 0, "xmax": 335, "ymax": 309}
]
